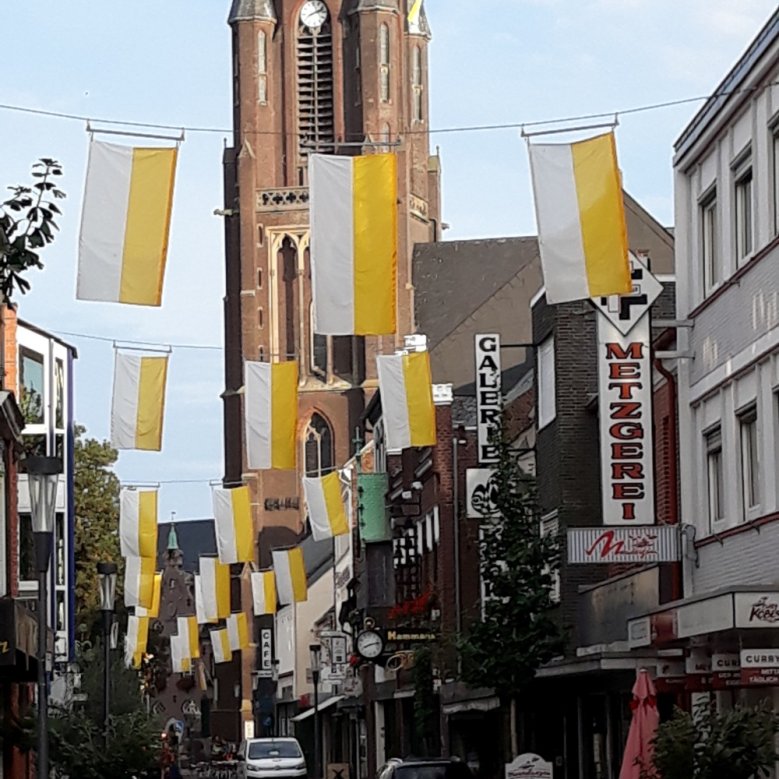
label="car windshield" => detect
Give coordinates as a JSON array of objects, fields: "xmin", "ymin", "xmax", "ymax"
[
  {"xmin": 248, "ymin": 742, "xmax": 302, "ymax": 759},
  {"xmin": 395, "ymin": 765, "xmax": 472, "ymax": 779}
]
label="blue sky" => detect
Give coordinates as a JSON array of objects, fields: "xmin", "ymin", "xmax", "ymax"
[{"xmin": 0, "ymin": 0, "xmax": 775, "ymax": 519}]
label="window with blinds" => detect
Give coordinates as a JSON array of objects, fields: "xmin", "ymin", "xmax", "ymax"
[{"xmin": 297, "ymin": 13, "xmax": 335, "ymax": 159}]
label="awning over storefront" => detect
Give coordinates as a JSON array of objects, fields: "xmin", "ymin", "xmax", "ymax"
[
  {"xmin": 291, "ymin": 695, "xmax": 345, "ymax": 722},
  {"xmin": 442, "ymin": 696, "xmax": 500, "ymax": 715},
  {"xmin": 628, "ymin": 587, "xmax": 779, "ymax": 648}
]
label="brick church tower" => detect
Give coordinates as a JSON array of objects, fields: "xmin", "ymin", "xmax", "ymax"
[{"xmin": 221, "ymin": 0, "xmax": 439, "ymax": 731}]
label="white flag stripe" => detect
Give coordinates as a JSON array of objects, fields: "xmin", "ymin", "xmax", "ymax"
[
  {"xmin": 170, "ymin": 631, "xmax": 189, "ymax": 673},
  {"xmin": 111, "ymin": 353, "xmax": 141, "ymax": 449},
  {"xmin": 310, "ymin": 156, "xmax": 355, "ymax": 334},
  {"xmin": 77, "ymin": 141, "xmax": 134, "ymax": 302},
  {"xmin": 194, "ymin": 575, "xmax": 210, "ymax": 625},
  {"xmin": 213, "ymin": 488, "xmax": 237, "ymax": 563},
  {"xmin": 304, "ymin": 478, "xmax": 331, "ymax": 542},
  {"xmin": 245, "ymin": 362, "xmax": 272, "ymax": 470},
  {"xmin": 376, "ymin": 354, "xmax": 411, "ymax": 451}
]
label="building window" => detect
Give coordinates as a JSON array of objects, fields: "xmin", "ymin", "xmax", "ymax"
[
  {"xmin": 773, "ymin": 128, "xmax": 779, "ymax": 235},
  {"xmin": 739, "ymin": 406, "xmax": 760, "ymax": 515},
  {"xmin": 304, "ymin": 413, "xmax": 334, "ymax": 477},
  {"xmin": 379, "ymin": 24, "xmax": 390, "ymax": 103},
  {"xmin": 20, "ymin": 347, "xmax": 45, "ymax": 425},
  {"xmin": 354, "ymin": 45, "xmax": 361, "ymax": 106},
  {"xmin": 540, "ymin": 512, "xmax": 560, "ymax": 603},
  {"xmin": 734, "ymin": 153, "xmax": 753, "ymax": 263},
  {"xmin": 537, "ymin": 336, "xmax": 555, "ymax": 429},
  {"xmin": 18, "ymin": 512, "xmax": 36, "ymax": 585},
  {"xmin": 411, "ymin": 46, "xmax": 423, "ymax": 122},
  {"xmin": 0, "ymin": 469, "xmax": 6, "ymax": 598},
  {"xmin": 55, "ymin": 358, "xmax": 65, "ymax": 429},
  {"xmin": 700, "ymin": 187, "xmax": 719, "ymax": 293},
  {"xmin": 258, "ymin": 31, "xmax": 268, "ymax": 105},
  {"xmin": 705, "ymin": 427, "xmax": 724, "ymax": 526},
  {"xmin": 310, "ymin": 302, "xmax": 329, "ymax": 379}
]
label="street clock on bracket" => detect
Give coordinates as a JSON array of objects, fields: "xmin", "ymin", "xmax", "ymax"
[{"xmin": 356, "ymin": 629, "xmax": 385, "ymax": 660}]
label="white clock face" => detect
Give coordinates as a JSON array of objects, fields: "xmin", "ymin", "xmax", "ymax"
[
  {"xmin": 357, "ymin": 630, "xmax": 384, "ymax": 659},
  {"xmin": 301, "ymin": 0, "xmax": 328, "ymax": 29}
]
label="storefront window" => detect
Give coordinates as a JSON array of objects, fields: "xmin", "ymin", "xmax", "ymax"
[{"xmin": 20, "ymin": 347, "xmax": 45, "ymax": 424}]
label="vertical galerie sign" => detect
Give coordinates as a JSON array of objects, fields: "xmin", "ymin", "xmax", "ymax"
[
  {"xmin": 597, "ymin": 312, "xmax": 655, "ymax": 525},
  {"xmin": 475, "ymin": 334, "xmax": 502, "ymax": 464}
]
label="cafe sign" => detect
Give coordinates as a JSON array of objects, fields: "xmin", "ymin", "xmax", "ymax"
[{"xmin": 740, "ymin": 649, "xmax": 779, "ymax": 686}]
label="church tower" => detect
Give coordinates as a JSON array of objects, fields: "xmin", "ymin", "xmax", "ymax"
[{"xmin": 221, "ymin": 0, "xmax": 438, "ymax": 732}]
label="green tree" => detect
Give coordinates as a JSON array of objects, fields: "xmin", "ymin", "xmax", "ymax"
[
  {"xmin": 459, "ymin": 432, "xmax": 566, "ymax": 758},
  {"xmin": 651, "ymin": 702, "xmax": 779, "ymax": 779},
  {"xmin": 74, "ymin": 424, "xmax": 122, "ymax": 629},
  {"xmin": 0, "ymin": 159, "xmax": 65, "ymax": 300}
]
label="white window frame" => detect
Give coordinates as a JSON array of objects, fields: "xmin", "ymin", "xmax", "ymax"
[
  {"xmin": 772, "ymin": 126, "xmax": 779, "ymax": 236},
  {"xmin": 739, "ymin": 405, "xmax": 760, "ymax": 520},
  {"xmin": 733, "ymin": 152, "xmax": 754, "ymax": 265},
  {"xmin": 705, "ymin": 426, "xmax": 724, "ymax": 529},
  {"xmin": 700, "ymin": 186, "xmax": 719, "ymax": 294},
  {"xmin": 540, "ymin": 511, "xmax": 560, "ymax": 603},
  {"xmin": 537, "ymin": 336, "xmax": 556, "ymax": 429}
]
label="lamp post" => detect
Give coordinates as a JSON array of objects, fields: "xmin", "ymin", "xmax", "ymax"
[
  {"xmin": 309, "ymin": 644, "xmax": 322, "ymax": 779},
  {"xmin": 97, "ymin": 561, "xmax": 118, "ymax": 744},
  {"xmin": 27, "ymin": 455, "xmax": 62, "ymax": 779}
]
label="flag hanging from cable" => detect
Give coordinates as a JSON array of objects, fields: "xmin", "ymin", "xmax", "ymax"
[
  {"xmin": 120, "ymin": 488, "xmax": 158, "ymax": 557},
  {"xmin": 408, "ymin": 0, "xmax": 423, "ymax": 24},
  {"xmin": 310, "ymin": 153, "xmax": 397, "ymax": 335},
  {"xmin": 136, "ymin": 572, "xmax": 162, "ymax": 618},
  {"xmin": 177, "ymin": 615, "xmax": 200, "ymax": 660},
  {"xmin": 527, "ymin": 131, "xmax": 631, "ymax": 304},
  {"xmin": 302, "ymin": 472, "xmax": 350, "ymax": 542},
  {"xmin": 251, "ymin": 571, "xmax": 277, "ymax": 616},
  {"xmin": 77, "ymin": 138, "xmax": 178, "ymax": 306},
  {"xmin": 244, "ymin": 361, "xmax": 298, "ymax": 470},
  {"xmin": 111, "ymin": 351, "xmax": 169, "ymax": 451},
  {"xmin": 124, "ymin": 615, "xmax": 149, "ymax": 669},
  {"xmin": 210, "ymin": 628, "xmax": 232, "ymax": 664},
  {"xmin": 213, "ymin": 486, "xmax": 253, "ymax": 564},
  {"xmin": 124, "ymin": 556, "xmax": 156, "ymax": 608},
  {"xmin": 376, "ymin": 350, "xmax": 436, "ymax": 451},
  {"xmin": 170, "ymin": 631, "xmax": 192, "ymax": 674},
  {"xmin": 199, "ymin": 557, "xmax": 231, "ymax": 621},
  {"xmin": 194, "ymin": 574, "xmax": 216, "ymax": 625},
  {"xmin": 272, "ymin": 548, "xmax": 308, "ymax": 605},
  {"xmin": 226, "ymin": 613, "xmax": 250, "ymax": 652}
]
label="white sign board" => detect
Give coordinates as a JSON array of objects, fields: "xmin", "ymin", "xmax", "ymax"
[
  {"xmin": 475, "ymin": 334, "xmax": 502, "ymax": 464},
  {"xmin": 597, "ymin": 312, "xmax": 655, "ymax": 525},
  {"xmin": 466, "ymin": 468, "xmax": 498, "ymax": 518},
  {"xmin": 567, "ymin": 526, "xmax": 679, "ymax": 564},
  {"xmin": 734, "ymin": 593, "xmax": 779, "ymax": 628},
  {"xmin": 505, "ymin": 753, "xmax": 552, "ymax": 779}
]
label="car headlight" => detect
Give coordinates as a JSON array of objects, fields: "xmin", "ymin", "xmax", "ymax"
[
  {"xmin": 248, "ymin": 764, "xmax": 262, "ymax": 771},
  {"xmin": 293, "ymin": 762, "xmax": 306, "ymax": 770}
]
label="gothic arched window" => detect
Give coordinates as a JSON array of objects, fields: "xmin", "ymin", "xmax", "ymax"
[
  {"xmin": 305, "ymin": 413, "xmax": 334, "ymax": 477},
  {"xmin": 412, "ymin": 46, "xmax": 423, "ymax": 122},
  {"xmin": 379, "ymin": 24, "xmax": 390, "ymax": 102},
  {"xmin": 258, "ymin": 31, "xmax": 268, "ymax": 104}
]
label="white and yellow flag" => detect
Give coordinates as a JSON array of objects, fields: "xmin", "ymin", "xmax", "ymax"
[
  {"xmin": 226, "ymin": 612, "xmax": 250, "ymax": 652},
  {"xmin": 136, "ymin": 572, "xmax": 162, "ymax": 618},
  {"xmin": 77, "ymin": 139, "xmax": 178, "ymax": 306},
  {"xmin": 244, "ymin": 361, "xmax": 298, "ymax": 470},
  {"xmin": 199, "ymin": 557, "xmax": 231, "ymax": 621},
  {"xmin": 124, "ymin": 556, "xmax": 156, "ymax": 608},
  {"xmin": 194, "ymin": 574, "xmax": 216, "ymax": 625},
  {"xmin": 111, "ymin": 352, "xmax": 169, "ymax": 451},
  {"xmin": 272, "ymin": 548, "xmax": 308, "ymax": 605},
  {"xmin": 177, "ymin": 615, "xmax": 200, "ymax": 660},
  {"xmin": 302, "ymin": 472, "xmax": 350, "ymax": 542},
  {"xmin": 408, "ymin": 0, "xmax": 423, "ymax": 24},
  {"xmin": 251, "ymin": 571, "xmax": 277, "ymax": 616},
  {"xmin": 120, "ymin": 488, "xmax": 158, "ymax": 558},
  {"xmin": 210, "ymin": 628, "xmax": 232, "ymax": 664},
  {"xmin": 170, "ymin": 631, "xmax": 192, "ymax": 674},
  {"xmin": 125, "ymin": 615, "xmax": 149, "ymax": 669},
  {"xmin": 376, "ymin": 351, "xmax": 436, "ymax": 451},
  {"xmin": 310, "ymin": 153, "xmax": 397, "ymax": 335},
  {"xmin": 213, "ymin": 486, "xmax": 253, "ymax": 564},
  {"xmin": 527, "ymin": 132, "xmax": 631, "ymax": 304}
]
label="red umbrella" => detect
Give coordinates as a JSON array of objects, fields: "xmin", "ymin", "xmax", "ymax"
[{"xmin": 619, "ymin": 668, "xmax": 660, "ymax": 779}]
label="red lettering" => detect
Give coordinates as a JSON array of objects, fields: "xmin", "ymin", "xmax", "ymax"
[
  {"xmin": 608, "ymin": 381, "xmax": 643, "ymax": 399},
  {"xmin": 609, "ymin": 402, "xmax": 642, "ymax": 420},
  {"xmin": 605, "ymin": 342, "xmax": 644, "ymax": 360},
  {"xmin": 609, "ymin": 362, "xmax": 641, "ymax": 379},
  {"xmin": 610, "ymin": 422, "xmax": 644, "ymax": 440},
  {"xmin": 585, "ymin": 530, "xmax": 624, "ymax": 558},
  {"xmin": 611, "ymin": 463, "xmax": 645, "ymax": 480},
  {"xmin": 612, "ymin": 484, "xmax": 646, "ymax": 500},
  {"xmin": 611, "ymin": 442, "xmax": 643, "ymax": 459},
  {"xmin": 622, "ymin": 503, "xmax": 636, "ymax": 520}
]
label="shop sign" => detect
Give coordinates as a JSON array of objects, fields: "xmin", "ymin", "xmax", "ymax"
[
  {"xmin": 386, "ymin": 629, "xmax": 438, "ymax": 643},
  {"xmin": 505, "ymin": 754, "xmax": 552, "ymax": 779},
  {"xmin": 734, "ymin": 593, "xmax": 779, "ymax": 628},
  {"xmin": 655, "ymin": 659, "xmax": 686, "ymax": 693},
  {"xmin": 740, "ymin": 649, "xmax": 779, "ymax": 686},
  {"xmin": 260, "ymin": 628, "xmax": 273, "ymax": 671},
  {"xmin": 466, "ymin": 468, "xmax": 498, "ymax": 518},
  {"xmin": 475, "ymin": 334, "xmax": 502, "ymax": 464},
  {"xmin": 567, "ymin": 526, "xmax": 679, "ymax": 564},
  {"xmin": 676, "ymin": 594, "xmax": 734, "ymax": 639},
  {"xmin": 711, "ymin": 653, "xmax": 741, "ymax": 689},
  {"xmin": 627, "ymin": 610, "xmax": 679, "ymax": 649},
  {"xmin": 597, "ymin": 313, "xmax": 655, "ymax": 525},
  {"xmin": 685, "ymin": 648, "xmax": 712, "ymax": 692}
]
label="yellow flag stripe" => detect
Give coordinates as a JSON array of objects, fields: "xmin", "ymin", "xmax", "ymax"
[
  {"xmin": 136, "ymin": 616, "xmax": 150, "ymax": 654},
  {"xmin": 216, "ymin": 561, "xmax": 231, "ymax": 619},
  {"xmin": 289, "ymin": 548, "xmax": 308, "ymax": 603},
  {"xmin": 231, "ymin": 486, "xmax": 254, "ymax": 562},
  {"xmin": 120, "ymin": 147, "xmax": 177, "ymax": 305},
  {"xmin": 323, "ymin": 472, "xmax": 350, "ymax": 537},
  {"xmin": 270, "ymin": 361, "xmax": 298, "ymax": 469},
  {"xmin": 572, "ymin": 133, "xmax": 630, "ymax": 298},
  {"xmin": 147, "ymin": 573, "xmax": 162, "ymax": 618},
  {"xmin": 137, "ymin": 490, "xmax": 158, "ymax": 558},
  {"xmin": 353, "ymin": 154, "xmax": 397, "ymax": 335},
  {"xmin": 138, "ymin": 557, "xmax": 156, "ymax": 608},
  {"xmin": 402, "ymin": 352, "xmax": 436, "ymax": 447},
  {"xmin": 135, "ymin": 357, "xmax": 167, "ymax": 450},
  {"xmin": 408, "ymin": 0, "xmax": 423, "ymax": 23},
  {"xmin": 263, "ymin": 572, "xmax": 277, "ymax": 615}
]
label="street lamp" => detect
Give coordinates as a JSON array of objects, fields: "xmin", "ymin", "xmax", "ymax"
[
  {"xmin": 97, "ymin": 561, "xmax": 118, "ymax": 744},
  {"xmin": 309, "ymin": 644, "xmax": 322, "ymax": 779},
  {"xmin": 27, "ymin": 455, "xmax": 62, "ymax": 779}
]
